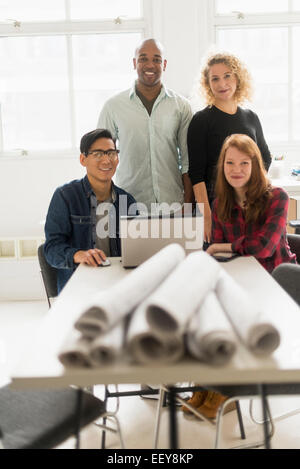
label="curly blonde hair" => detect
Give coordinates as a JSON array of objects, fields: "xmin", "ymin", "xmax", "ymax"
[{"xmin": 200, "ymin": 52, "xmax": 253, "ymax": 106}]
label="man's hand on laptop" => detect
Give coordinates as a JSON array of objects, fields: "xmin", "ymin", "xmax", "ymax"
[{"xmin": 74, "ymin": 249, "xmax": 106, "ymax": 267}]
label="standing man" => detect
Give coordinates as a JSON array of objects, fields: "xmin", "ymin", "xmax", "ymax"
[{"xmin": 97, "ymin": 38, "xmax": 193, "ymax": 213}]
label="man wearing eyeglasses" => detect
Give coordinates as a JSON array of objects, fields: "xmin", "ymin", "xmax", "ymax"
[
  {"xmin": 44, "ymin": 129, "xmax": 136, "ymax": 292},
  {"xmin": 97, "ymin": 38, "xmax": 193, "ymax": 213}
]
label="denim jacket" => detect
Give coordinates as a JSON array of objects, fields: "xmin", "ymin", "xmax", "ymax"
[{"xmin": 44, "ymin": 175, "xmax": 136, "ymax": 292}]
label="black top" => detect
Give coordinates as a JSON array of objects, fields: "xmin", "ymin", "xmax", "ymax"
[{"xmin": 187, "ymin": 105, "xmax": 272, "ymax": 204}]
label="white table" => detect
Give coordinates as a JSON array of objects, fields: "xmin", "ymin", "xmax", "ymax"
[
  {"xmin": 8, "ymin": 255, "xmax": 300, "ymax": 448},
  {"xmin": 10, "ymin": 256, "xmax": 300, "ymax": 390}
]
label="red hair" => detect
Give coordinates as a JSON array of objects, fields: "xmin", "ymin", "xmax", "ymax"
[{"xmin": 215, "ymin": 134, "xmax": 272, "ymax": 223}]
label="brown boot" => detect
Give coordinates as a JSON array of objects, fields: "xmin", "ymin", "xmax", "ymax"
[
  {"xmin": 197, "ymin": 391, "xmax": 236, "ymax": 419},
  {"xmin": 181, "ymin": 391, "xmax": 208, "ymax": 413}
]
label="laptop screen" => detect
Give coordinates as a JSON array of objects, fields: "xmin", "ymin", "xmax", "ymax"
[{"xmin": 120, "ymin": 214, "xmax": 203, "ymax": 268}]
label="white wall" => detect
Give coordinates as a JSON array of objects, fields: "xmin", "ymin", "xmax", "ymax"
[
  {"xmin": 0, "ymin": 156, "xmax": 85, "ymax": 238},
  {"xmin": 150, "ymin": 0, "xmax": 213, "ymax": 98},
  {"xmin": 0, "ymin": 156, "xmax": 85, "ymax": 300}
]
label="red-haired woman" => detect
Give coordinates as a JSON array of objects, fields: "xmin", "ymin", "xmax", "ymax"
[{"xmin": 207, "ymin": 133, "xmax": 296, "ymax": 272}]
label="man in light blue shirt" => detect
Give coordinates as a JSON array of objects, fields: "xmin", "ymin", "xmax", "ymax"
[{"xmin": 97, "ymin": 38, "xmax": 193, "ymax": 213}]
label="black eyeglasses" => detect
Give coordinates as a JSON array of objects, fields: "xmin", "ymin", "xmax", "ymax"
[{"xmin": 85, "ymin": 149, "xmax": 120, "ymax": 161}]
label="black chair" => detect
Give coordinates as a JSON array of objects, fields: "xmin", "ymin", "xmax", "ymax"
[
  {"xmin": 272, "ymin": 234, "xmax": 300, "ymax": 305},
  {"xmin": 272, "ymin": 264, "xmax": 300, "ymax": 305},
  {"xmin": 0, "ymin": 386, "xmax": 124, "ymax": 449},
  {"xmin": 38, "ymin": 244, "xmax": 58, "ymax": 307},
  {"xmin": 287, "ymin": 233, "xmax": 300, "ymax": 262}
]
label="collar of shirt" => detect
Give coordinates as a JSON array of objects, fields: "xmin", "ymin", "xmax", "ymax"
[
  {"xmin": 82, "ymin": 175, "xmax": 116, "ymax": 203},
  {"xmin": 129, "ymin": 81, "xmax": 172, "ymax": 102},
  {"xmin": 82, "ymin": 175, "xmax": 93, "ymax": 198}
]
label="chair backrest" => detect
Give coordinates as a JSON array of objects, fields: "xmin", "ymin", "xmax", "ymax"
[
  {"xmin": 0, "ymin": 387, "xmax": 105, "ymax": 449},
  {"xmin": 38, "ymin": 244, "xmax": 58, "ymax": 305},
  {"xmin": 287, "ymin": 234, "xmax": 300, "ymax": 263},
  {"xmin": 272, "ymin": 263, "xmax": 300, "ymax": 305}
]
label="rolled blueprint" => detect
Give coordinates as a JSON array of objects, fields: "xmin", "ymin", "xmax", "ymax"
[
  {"xmin": 215, "ymin": 270, "xmax": 281, "ymax": 356},
  {"xmin": 89, "ymin": 321, "xmax": 125, "ymax": 367},
  {"xmin": 126, "ymin": 301, "xmax": 184, "ymax": 365},
  {"xmin": 75, "ymin": 243, "xmax": 186, "ymax": 338},
  {"xmin": 186, "ymin": 291, "xmax": 237, "ymax": 365},
  {"xmin": 146, "ymin": 251, "xmax": 221, "ymax": 336},
  {"xmin": 58, "ymin": 331, "xmax": 92, "ymax": 368}
]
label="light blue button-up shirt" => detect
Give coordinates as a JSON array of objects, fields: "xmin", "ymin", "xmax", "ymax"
[{"xmin": 97, "ymin": 83, "xmax": 193, "ymax": 211}]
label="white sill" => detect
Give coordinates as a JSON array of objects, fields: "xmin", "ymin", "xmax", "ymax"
[{"xmin": 0, "ymin": 149, "xmax": 79, "ymax": 161}]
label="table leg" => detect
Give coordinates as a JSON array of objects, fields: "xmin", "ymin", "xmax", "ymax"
[
  {"xmin": 259, "ymin": 384, "xmax": 271, "ymax": 449},
  {"xmin": 75, "ymin": 388, "xmax": 83, "ymax": 450},
  {"xmin": 101, "ymin": 385, "xmax": 109, "ymax": 449},
  {"xmin": 168, "ymin": 386, "xmax": 178, "ymax": 449},
  {"xmin": 236, "ymin": 400, "xmax": 246, "ymax": 440}
]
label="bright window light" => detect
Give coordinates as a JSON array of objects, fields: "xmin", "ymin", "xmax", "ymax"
[
  {"xmin": 0, "ymin": 0, "xmax": 65, "ymax": 21},
  {"xmin": 0, "ymin": 35, "xmax": 71, "ymax": 150},
  {"xmin": 217, "ymin": 27, "xmax": 289, "ymax": 142},
  {"xmin": 72, "ymin": 32, "xmax": 141, "ymax": 144},
  {"xmin": 70, "ymin": 0, "xmax": 142, "ymax": 20},
  {"xmin": 215, "ymin": 0, "xmax": 288, "ymax": 15},
  {"xmin": 0, "ymin": 0, "xmax": 144, "ymax": 154}
]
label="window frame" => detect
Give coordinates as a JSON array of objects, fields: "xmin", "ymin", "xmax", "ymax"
[
  {"xmin": 213, "ymin": 0, "xmax": 300, "ymax": 150},
  {"xmin": 0, "ymin": 0, "xmax": 152, "ymax": 159}
]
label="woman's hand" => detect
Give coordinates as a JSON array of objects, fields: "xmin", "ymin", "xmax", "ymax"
[
  {"xmin": 200, "ymin": 202, "xmax": 212, "ymax": 243},
  {"xmin": 73, "ymin": 249, "xmax": 106, "ymax": 267},
  {"xmin": 192, "ymin": 182, "xmax": 212, "ymax": 243},
  {"xmin": 204, "ymin": 212, "xmax": 212, "ymax": 243},
  {"xmin": 206, "ymin": 244, "xmax": 218, "ymax": 255},
  {"xmin": 206, "ymin": 243, "xmax": 232, "ymax": 256}
]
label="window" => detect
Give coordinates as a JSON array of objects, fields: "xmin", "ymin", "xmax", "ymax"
[
  {"xmin": 214, "ymin": 1, "xmax": 300, "ymax": 145},
  {"xmin": 0, "ymin": 0, "xmax": 148, "ymax": 156},
  {"xmin": 215, "ymin": 0, "xmax": 288, "ymax": 15}
]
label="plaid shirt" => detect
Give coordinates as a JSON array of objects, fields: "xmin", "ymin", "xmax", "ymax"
[{"xmin": 211, "ymin": 187, "xmax": 297, "ymax": 273}]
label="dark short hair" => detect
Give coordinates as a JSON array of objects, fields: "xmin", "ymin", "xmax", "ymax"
[{"xmin": 80, "ymin": 129, "xmax": 116, "ymax": 155}]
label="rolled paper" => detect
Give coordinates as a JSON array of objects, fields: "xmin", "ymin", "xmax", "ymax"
[
  {"xmin": 73, "ymin": 316, "xmax": 106, "ymax": 341},
  {"xmin": 216, "ymin": 270, "xmax": 281, "ymax": 356},
  {"xmin": 75, "ymin": 243, "xmax": 185, "ymax": 338},
  {"xmin": 89, "ymin": 321, "xmax": 125, "ymax": 367},
  {"xmin": 126, "ymin": 301, "xmax": 184, "ymax": 365},
  {"xmin": 58, "ymin": 331, "xmax": 92, "ymax": 368},
  {"xmin": 146, "ymin": 251, "xmax": 221, "ymax": 336},
  {"xmin": 186, "ymin": 291, "xmax": 237, "ymax": 365}
]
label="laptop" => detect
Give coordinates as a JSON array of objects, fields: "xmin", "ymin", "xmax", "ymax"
[{"xmin": 120, "ymin": 214, "xmax": 203, "ymax": 268}]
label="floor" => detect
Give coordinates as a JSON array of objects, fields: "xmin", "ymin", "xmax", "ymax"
[{"xmin": 1, "ymin": 300, "xmax": 300, "ymax": 450}]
